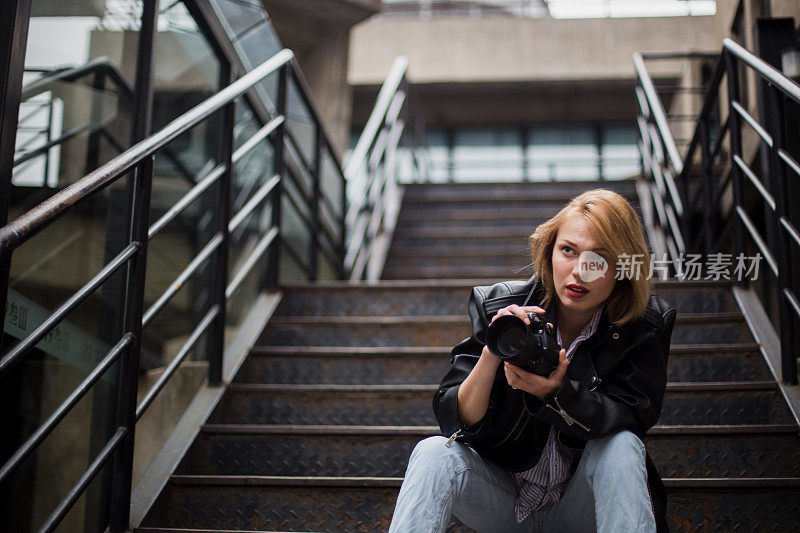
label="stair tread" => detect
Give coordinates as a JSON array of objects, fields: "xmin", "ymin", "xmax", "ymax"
[
  {"xmin": 250, "ymin": 343, "xmax": 763, "ymax": 355},
  {"xmin": 197, "ymin": 423, "xmax": 799, "ymax": 436},
  {"xmin": 226, "ymin": 381, "xmax": 779, "ymax": 393},
  {"xmin": 265, "ymin": 313, "xmax": 743, "ymax": 323},
  {"xmin": 167, "ymin": 474, "xmax": 800, "ymax": 488}
]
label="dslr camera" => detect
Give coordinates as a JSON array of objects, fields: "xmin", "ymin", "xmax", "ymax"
[{"xmin": 485, "ymin": 311, "xmax": 560, "ymax": 377}]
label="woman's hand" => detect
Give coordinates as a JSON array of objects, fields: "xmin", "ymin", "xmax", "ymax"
[
  {"xmin": 504, "ymin": 348, "xmax": 568, "ymax": 401},
  {"xmin": 489, "ymin": 304, "xmax": 545, "ymax": 327},
  {"xmin": 491, "ymin": 304, "xmax": 568, "ymax": 400}
]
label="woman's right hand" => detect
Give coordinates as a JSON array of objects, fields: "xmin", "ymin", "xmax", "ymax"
[{"xmin": 490, "ymin": 304, "xmax": 546, "ymax": 327}]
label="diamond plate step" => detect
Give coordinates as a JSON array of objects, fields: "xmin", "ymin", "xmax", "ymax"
[
  {"xmin": 140, "ymin": 476, "xmax": 800, "ymax": 532},
  {"xmin": 395, "ymin": 214, "xmax": 550, "ymax": 227},
  {"xmin": 383, "ymin": 251, "xmax": 532, "ymax": 269},
  {"xmin": 382, "ymin": 264, "xmax": 534, "ymax": 279},
  {"xmin": 177, "ymin": 424, "xmax": 800, "ymax": 478},
  {"xmin": 209, "ymin": 382, "xmax": 793, "ymax": 426},
  {"xmin": 392, "ymin": 225, "xmax": 541, "ymax": 238},
  {"xmin": 391, "ymin": 233, "xmax": 530, "ymax": 247},
  {"xmin": 258, "ymin": 313, "xmax": 751, "ymax": 347},
  {"xmin": 276, "ymin": 280, "xmax": 740, "ymax": 316},
  {"xmin": 400, "ymin": 180, "xmax": 637, "ymax": 200},
  {"xmin": 237, "ymin": 343, "xmax": 770, "ymax": 384}
]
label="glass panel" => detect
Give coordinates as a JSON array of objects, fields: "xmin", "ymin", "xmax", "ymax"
[
  {"xmin": 226, "ymin": 101, "xmax": 277, "ymax": 346},
  {"xmin": 317, "ymin": 251, "xmax": 339, "ymax": 281},
  {"xmin": 320, "ymin": 149, "xmax": 343, "ymax": 219},
  {"xmin": 1, "ymin": 257, "xmax": 126, "ymax": 532},
  {"xmin": 527, "ymin": 126, "xmax": 599, "ymax": 181},
  {"xmin": 281, "ymin": 196, "xmax": 312, "ymax": 269},
  {"xmin": 395, "ymin": 145, "xmax": 415, "ymax": 183},
  {"xmin": 279, "ymin": 246, "xmax": 307, "ymax": 284},
  {"xmin": 425, "ymin": 128, "xmax": 449, "ymax": 183},
  {"xmin": 453, "ymin": 128, "xmax": 523, "ymax": 182},
  {"xmin": 12, "ymin": 0, "xmax": 142, "ymax": 210},
  {"xmin": 139, "ymin": 0, "xmax": 221, "ymax": 370},
  {"xmin": 216, "ymin": 0, "xmax": 284, "ymax": 114},
  {"xmin": 602, "ymin": 125, "xmax": 641, "ymax": 180},
  {"xmin": 286, "ymin": 81, "xmax": 316, "ymax": 165},
  {"xmin": 151, "ymin": 1, "xmax": 221, "ymax": 178},
  {"xmin": 142, "ymin": 144, "xmax": 220, "ymax": 366}
]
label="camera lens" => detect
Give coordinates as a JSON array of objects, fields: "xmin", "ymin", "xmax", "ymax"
[{"xmin": 497, "ymin": 325, "xmax": 527, "ymax": 356}]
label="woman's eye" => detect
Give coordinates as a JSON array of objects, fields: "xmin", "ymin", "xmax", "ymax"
[{"xmin": 561, "ymin": 246, "xmax": 573, "ymax": 254}]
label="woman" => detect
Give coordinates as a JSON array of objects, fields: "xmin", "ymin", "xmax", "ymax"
[{"xmin": 389, "ymin": 188, "xmax": 678, "ymax": 532}]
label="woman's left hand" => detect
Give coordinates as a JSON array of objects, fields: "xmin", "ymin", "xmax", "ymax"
[{"xmin": 503, "ymin": 348, "xmax": 569, "ymax": 401}]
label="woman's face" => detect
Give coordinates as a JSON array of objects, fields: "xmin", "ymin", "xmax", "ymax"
[{"xmin": 551, "ymin": 214, "xmax": 616, "ymax": 316}]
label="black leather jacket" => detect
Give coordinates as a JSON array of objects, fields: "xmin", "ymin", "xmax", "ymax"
[{"xmin": 432, "ymin": 275, "xmax": 677, "ymax": 532}]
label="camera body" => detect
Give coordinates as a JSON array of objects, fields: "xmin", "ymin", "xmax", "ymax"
[{"xmin": 485, "ymin": 312, "xmax": 560, "ymax": 377}]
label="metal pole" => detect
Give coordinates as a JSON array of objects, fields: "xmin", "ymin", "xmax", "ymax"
[
  {"xmin": 207, "ymin": 62, "xmax": 235, "ymax": 386},
  {"xmin": 0, "ymin": 0, "xmax": 31, "ymax": 228},
  {"xmin": 699, "ymin": 117, "xmax": 714, "ymax": 256},
  {"xmin": 108, "ymin": 1, "xmax": 157, "ymax": 530},
  {"xmin": 768, "ymin": 86, "xmax": 798, "ymax": 386},
  {"xmin": 724, "ymin": 51, "xmax": 748, "ymax": 289},
  {"xmin": 0, "ymin": 0, "xmax": 32, "ymax": 332},
  {"xmin": 309, "ymin": 123, "xmax": 321, "ymax": 281},
  {"xmin": 266, "ymin": 64, "xmax": 288, "ymax": 288}
]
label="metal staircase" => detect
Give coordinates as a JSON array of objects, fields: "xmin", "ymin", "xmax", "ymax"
[{"xmin": 138, "ymin": 179, "xmax": 800, "ymax": 531}]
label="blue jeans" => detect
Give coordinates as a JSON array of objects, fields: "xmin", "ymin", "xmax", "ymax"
[{"xmin": 388, "ymin": 431, "xmax": 655, "ymax": 533}]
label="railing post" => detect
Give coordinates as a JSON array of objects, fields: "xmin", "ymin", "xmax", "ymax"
[
  {"xmin": 768, "ymin": 85, "xmax": 799, "ymax": 385},
  {"xmin": 724, "ymin": 51, "xmax": 748, "ymax": 289},
  {"xmin": 207, "ymin": 63, "xmax": 235, "ymax": 386},
  {"xmin": 109, "ymin": 0, "xmax": 157, "ymax": 530},
  {"xmin": 339, "ymin": 159, "xmax": 347, "ymax": 280},
  {"xmin": 0, "ymin": 0, "xmax": 32, "ymax": 321},
  {"xmin": 699, "ymin": 116, "xmax": 714, "ymax": 256},
  {"xmin": 109, "ymin": 155, "xmax": 154, "ymax": 532},
  {"xmin": 309, "ymin": 123, "xmax": 321, "ymax": 281},
  {"xmin": 266, "ymin": 64, "xmax": 288, "ymax": 288}
]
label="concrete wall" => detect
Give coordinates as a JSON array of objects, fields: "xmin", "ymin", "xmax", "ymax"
[
  {"xmin": 349, "ymin": 15, "xmax": 720, "ymax": 85},
  {"xmin": 264, "ymin": 0, "xmax": 381, "ymax": 154},
  {"xmin": 348, "ymin": 14, "xmax": 721, "ymax": 126}
]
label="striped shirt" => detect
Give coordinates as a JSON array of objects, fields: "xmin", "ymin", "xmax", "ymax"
[{"xmin": 512, "ymin": 301, "xmax": 606, "ymax": 523}]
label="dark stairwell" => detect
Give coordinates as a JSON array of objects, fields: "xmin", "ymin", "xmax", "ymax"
[{"xmin": 138, "ymin": 179, "xmax": 800, "ymax": 531}]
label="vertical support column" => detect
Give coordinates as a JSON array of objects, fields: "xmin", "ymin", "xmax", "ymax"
[
  {"xmin": 768, "ymin": 86, "xmax": 798, "ymax": 386},
  {"xmin": 595, "ymin": 124, "xmax": 604, "ymax": 181},
  {"xmin": 520, "ymin": 125, "xmax": 529, "ymax": 182},
  {"xmin": 85, "ymin": 69, "xmax": 107, "ymax": 174},
  {"xmin": 266, "ymin": 64, "xmax": 288, "ymax": 288},
  {"xmin": 339, "ymin": 151, "xmax": 347, "ymax": 280},
  {"xmin": 309, "ymin": 123, "xmax": 322, "ymax": 281},
  {"xmin": 207, "ymin": 63, "xmax": 235, "ymax": 386},
  {"xmin": 0, "ymin": 0, "xmax": 31, "ymax": 228},
  {"xmin": 699, "ymin": 116, "xmax": 714, "ymax": 256},
  {"xmin": 108, "ymin": 1, "xmax": 157, "ymax": 530},
  {"xmin": 0, "ymin": 0, "xmax": 32, "ymax": 331},
  {"xmin": 724, "ymin": 52, "xmax": 747, "ymax": 289},
  {"xmin": 446, "ymin": 127, "xmax": 455, "ymax": 182}
]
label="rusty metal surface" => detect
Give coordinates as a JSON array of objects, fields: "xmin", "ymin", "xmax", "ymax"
[
  {"xmin": 142, "ymin": 480, "xmax": 800, "ymax": 531},
  {"xmin": 277, "ymin": 283, "xmax": 739, "ymax": 317},
  {"xmin": 210, "ymin": 386, "xmax": 792, "ymax": 425},
  {"xmin": 178, "ymin": 427, "xmax": 800, "ymax": 479},
  {"xmin": 258, "ymin": 316, "xmax": 751, "ymax": 347},
  {"xmin": 236, "ymin": 351, "xmax": 452, "ymax": 385},
  {"xmin": 236, "ymin": 345, "xmax": 769, "ymax": 384},
  {"xmin": 277, "ymin": 286, "xmax": 471, "ymax": 316}
]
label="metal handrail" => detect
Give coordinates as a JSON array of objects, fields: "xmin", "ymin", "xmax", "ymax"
[
  {"xmin": 0, "ymin": 50, "xmax": 294, "ymax": 251},
  {"xmin": 634, "ymin": 38, "xmax": 800, "ymax": 386},
  {"xmin": 0, "ymin": 46, "xmax": 351, "ymax": 532},
  {"xmin": 344, "ymin": 55, "xmax": 429, "ymax": 280}
]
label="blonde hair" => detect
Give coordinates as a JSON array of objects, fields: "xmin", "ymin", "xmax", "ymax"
[{"xmin": 529, "ymin": 188, "xmax": 651, "ymax": 327}]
